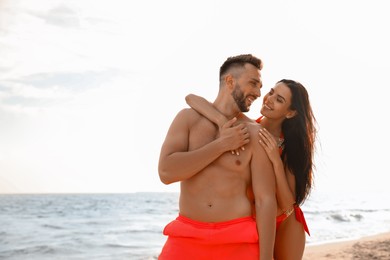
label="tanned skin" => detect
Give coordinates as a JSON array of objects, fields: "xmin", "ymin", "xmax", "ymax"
[{"xmin": 159, "ymin": 63, "xmax": 276, "ymax": 260}]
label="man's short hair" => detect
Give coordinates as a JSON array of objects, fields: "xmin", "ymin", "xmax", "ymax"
[{"xmin": 219, "ymin": 54, "xmax": 263, "ymax": 82}]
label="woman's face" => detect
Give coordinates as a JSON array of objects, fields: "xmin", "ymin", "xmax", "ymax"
[{"xmin": 260, "ymin": 82, "xmax": 296, "ymax": 120}]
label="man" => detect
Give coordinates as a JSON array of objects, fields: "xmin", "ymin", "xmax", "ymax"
[{"xmin": 158, "ymin": 54, "xmax": 277, "ymax": 260}]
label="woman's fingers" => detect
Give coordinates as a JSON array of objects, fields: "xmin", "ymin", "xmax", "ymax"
[
  {"xmin": 259, "ymin": 129, "xmax": 271, "ymax": 145},
  {"xmin": 259, "ymin": 128, "xmax": 277, "ymax": 148},
  {"xmin": 231, "ymin": 148, "xmax": 242, "ymax": 156}
]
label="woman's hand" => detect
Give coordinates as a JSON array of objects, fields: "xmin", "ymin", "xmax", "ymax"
[
  {"xmin": 219, "ymin": 117, "xmax": 249, "ymax": 155},
  {"xmin": 258, "ymin": 128, "xmax": 282, "ymax": 164}
]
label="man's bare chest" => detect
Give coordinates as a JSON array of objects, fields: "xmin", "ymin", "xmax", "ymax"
[{"xmin": 212, "ymin": 149, "xmax": 252, "ymax": 172}]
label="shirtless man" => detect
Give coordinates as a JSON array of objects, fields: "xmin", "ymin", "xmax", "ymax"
[{"xmin": 158, "ymin": 54, "xmax": 277, "ymax": 260}]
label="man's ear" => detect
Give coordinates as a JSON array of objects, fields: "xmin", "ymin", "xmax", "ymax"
[
  {"xmin": 286, "ymin": 110, "xmax": 297, "ymax": 119},
  {"xmin": 224, "ymin": 74, "xmax": 235, "ymax": 90}
]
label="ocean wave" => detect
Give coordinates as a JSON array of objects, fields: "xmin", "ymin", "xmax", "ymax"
[
  {"xmin": 103, "ymin": 243, "xmax": 139, "ymax": 249},
  {"xmin": 42, "ymin": 224, "xmax": 65, "ymax": 230},
  {"xmin": 127, "ymin": 229, "xmax": 162, "ymax": 234},
  {"xmin": 329, "ymin": 213, "xmax": 364, "ymax": 222},
  {"xmin": 96, "ymin": 228, "xmax": 162, "ymax": 236},
  {"xmin": 0, "ymin": 243, "xmax": 84, "ymax": 257},
  {"xmin": 0, "ymin": 245, "xmax": 57, "ymax": 257}
]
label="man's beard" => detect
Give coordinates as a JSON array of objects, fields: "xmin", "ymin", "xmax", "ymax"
[{"xmin": 232, "ymin": 84, "xmax": 249, "ymax": 112}]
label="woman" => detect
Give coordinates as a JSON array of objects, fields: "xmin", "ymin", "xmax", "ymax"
[{"xmin": 185, "ymin": 79, "xmax": 317, "ymax": 260}]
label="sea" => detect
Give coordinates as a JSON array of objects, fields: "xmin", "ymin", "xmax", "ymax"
[{"xmin": 0, "ymin": 190, "xmax": 389, "ymax": 260}]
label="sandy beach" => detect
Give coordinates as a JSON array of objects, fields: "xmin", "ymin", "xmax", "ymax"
[{"xmin": 303, "ymin": 232, "xmax": 390, "ymax": 259}]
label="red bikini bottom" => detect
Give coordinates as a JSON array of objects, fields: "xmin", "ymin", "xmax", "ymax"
[{"xmin": 276, "ymin": 204, "xmax": 310, "ymax": 236}]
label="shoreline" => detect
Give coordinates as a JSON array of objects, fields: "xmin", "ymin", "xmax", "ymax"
[{"xmin": 303, "ymin": 231, "xmax": 390, "ymax": 259}]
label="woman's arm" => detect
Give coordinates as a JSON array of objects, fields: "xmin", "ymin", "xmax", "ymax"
[
  {"xmin": 251, "ymin": 125, "xmax": 277, "ymax": 260},
  {"xmin": 186, "ymin": 94, "xmax": 246, "ymax": 155},
  {"xmin": 258, "ymin": 128, "xmax": 296, "ymax": 211},
  {"xmin": 185, "ymin": 94, "xmax": 228, "ymax": 128}
]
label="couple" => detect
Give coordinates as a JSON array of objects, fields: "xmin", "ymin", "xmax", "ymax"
[{"xmin": 158, "ymin": 54, "xmax": 316, "ymax": 260}]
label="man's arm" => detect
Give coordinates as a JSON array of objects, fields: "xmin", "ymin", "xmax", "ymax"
[
  {"xmin": 250, "ymin": 125, "xmax": 277, "ymax": 260},
  {"xmin": 158, "ymin": 108, "xmax": 248, "ymax": 184}
]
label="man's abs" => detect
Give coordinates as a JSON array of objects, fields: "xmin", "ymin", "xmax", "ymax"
[{"xmin": 178, "ymin": 168, "xmax": 253, "ymax": 222}]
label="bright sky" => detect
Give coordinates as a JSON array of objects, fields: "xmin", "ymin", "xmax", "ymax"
[{"xmin": 0, "ymin": 0, "xmax": 389, "ymax": 194}]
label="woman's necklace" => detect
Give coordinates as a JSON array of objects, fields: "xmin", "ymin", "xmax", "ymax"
[
  {"xmin": 277, "ymin": 137, "xmax": 285, "ymax": 148},
  {"xmin": 257, "ymin": 116, "xmax": 284, "ymax": 151}
]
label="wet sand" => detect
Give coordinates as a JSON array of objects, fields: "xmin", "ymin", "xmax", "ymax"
[{"xmin": 303, "ymin": 232, "xmax": 390, "ymax": 259}]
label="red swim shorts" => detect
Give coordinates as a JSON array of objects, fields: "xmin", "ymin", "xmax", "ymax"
[{"xmin": 158, "ymin": 214, "xmax": 259, "ymax": 260}]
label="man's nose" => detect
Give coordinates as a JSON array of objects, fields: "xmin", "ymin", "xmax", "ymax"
[{"xmin": 255, "ymin": 88, "xmax": 261, "ymax": 98}]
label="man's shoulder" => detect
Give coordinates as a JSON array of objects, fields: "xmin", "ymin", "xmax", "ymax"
[
  {"xmin": 246, "ymin": 121, "xmax": 268, "ymax": 154},
  {"xmin": 237, "ymin": 114, "xmax": 257, "ymax": 125},
  {"xmin": 246, "ymin": 120, "xmax": 261, "ymax": 132},
  {"xmin": 236, "ymin": 116, "xmax": 260, "ymax": 137},
  {"xmin": 177, "ymin": 107, "xmax": 204, "ymax": 118},
  {"xmin": 174, "ymin": 108, "xmax": 204, "ymax": 124}
]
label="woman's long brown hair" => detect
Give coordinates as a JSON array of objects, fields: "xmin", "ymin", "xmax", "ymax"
[{"xmin": 279, "ymin": 79, "xmax": 317, "ymax": 205}]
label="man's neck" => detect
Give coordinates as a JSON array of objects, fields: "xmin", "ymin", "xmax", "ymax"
[
  {"xmin": 213, "ymin": 102, "xmax": 241, "ymax": 121},
  {"xmin": 213, "ymin": 92, "xmax": 245, "ymax": 121},
  {"xmin": 222, "ymin": 110, "xmax": 242, "ymax": 121}
]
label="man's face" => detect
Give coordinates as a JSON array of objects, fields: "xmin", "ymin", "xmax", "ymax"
[
  {"xmin": 231, "ymin": 64, "xmax": 262, "ymax": 112},
  {"xmin": 232, "ymin": 83, "xmax": 249, "ymax": 112}
]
